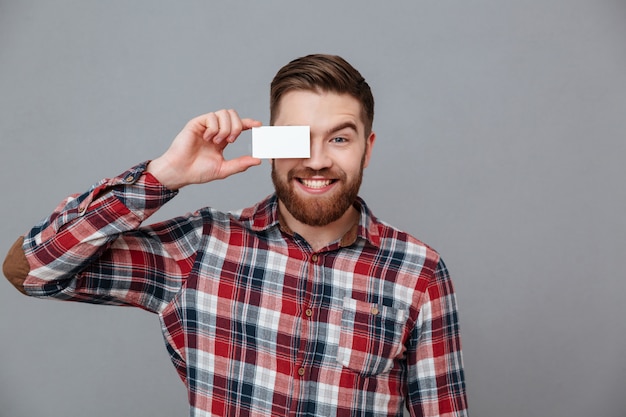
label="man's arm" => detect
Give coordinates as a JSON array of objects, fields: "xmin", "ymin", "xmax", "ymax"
[
  {"xmin": 15, "ymin": 164, "xmax": 188, "ymax": 309},
  {"xmin": 407, "ymin": 258, "xmax": 468, "ymax": 417},
  {"xmin": 3, "ymin": 110, "xmax": 262, "ymax": 310}
]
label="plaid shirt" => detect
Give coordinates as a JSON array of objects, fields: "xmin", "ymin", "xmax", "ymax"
[{"xmin": 22, "ymin": 162, "xmax": 468, "ymax": 417}]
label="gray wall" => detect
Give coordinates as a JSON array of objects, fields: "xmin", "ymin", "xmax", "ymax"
[{"xmin": 1, "ymin": 1, "xmax": 625, "ymax": 416}]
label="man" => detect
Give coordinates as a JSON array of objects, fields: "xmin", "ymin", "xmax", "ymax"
[{"xmin": 3, "ymin": 54, "xmax": 468, "ymax": 416}]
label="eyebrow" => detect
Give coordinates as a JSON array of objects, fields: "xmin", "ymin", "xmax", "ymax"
[{"xmin": 325, "ymin": 121, "xmax": 359, "ymax": 135}]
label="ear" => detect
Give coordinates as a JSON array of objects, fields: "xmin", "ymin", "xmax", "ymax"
[{"xmin": 362, "ymin": 131, "xmax": 376, "ymax": 168}]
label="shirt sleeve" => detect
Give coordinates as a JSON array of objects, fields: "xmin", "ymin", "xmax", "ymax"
[
  {"xmin": 21, "ymin": 162, "xmax": 202, "ymax": 314},
  {"xmin": 407, "ymin": 257, "xmax": 469, "ymax": 417}
]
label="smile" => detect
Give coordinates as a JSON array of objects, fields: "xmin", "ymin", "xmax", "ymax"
[{"xmin": 297, "ymin": 178, "xmax": 335, "ymax": 189}]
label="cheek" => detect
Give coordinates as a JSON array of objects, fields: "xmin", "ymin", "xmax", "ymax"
[{"xmin": 338, "ymin": 154, "xmax": 366, "ymax": 174}]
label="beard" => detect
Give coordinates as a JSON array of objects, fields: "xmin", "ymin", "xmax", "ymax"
[{"xmin": 271, "ymin": 156, "xmax": 365, "ymax": 227}]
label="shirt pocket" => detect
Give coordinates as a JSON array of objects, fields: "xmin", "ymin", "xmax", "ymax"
[{"xmin": 336, "ymin": 297, "xmax": 407, "ymax": 376}]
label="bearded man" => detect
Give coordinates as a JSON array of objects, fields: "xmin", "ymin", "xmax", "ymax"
[{"xmin": 4, "ymin": 54, "xmax": 468, "ymax": 417}]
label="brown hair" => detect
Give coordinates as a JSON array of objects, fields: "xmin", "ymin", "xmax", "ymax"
[{"xmin": 270, "ymin": 54, "xmax": 374, "ymax": 136}]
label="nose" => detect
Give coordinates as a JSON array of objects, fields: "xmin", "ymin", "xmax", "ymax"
[{"xmin": 302, "ymin": 140, "xmax": 331, "ymax": 171}]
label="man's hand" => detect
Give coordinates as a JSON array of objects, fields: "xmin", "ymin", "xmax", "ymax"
[{"xmin": 147, "ymin": 110, "xmax": 262, "ymax": 190}]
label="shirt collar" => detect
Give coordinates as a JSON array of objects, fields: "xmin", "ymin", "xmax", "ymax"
[{"xmin": 243, "ymin": 194, "xmax": 381, "ymax": 248}]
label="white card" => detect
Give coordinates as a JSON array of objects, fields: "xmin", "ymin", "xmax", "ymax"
[{"xmin": 251, "ymin": 126, "xmax": 310, "ymax": 159}]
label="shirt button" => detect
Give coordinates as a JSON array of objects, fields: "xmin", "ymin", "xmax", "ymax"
[
  {"xmin": 125, "ymin": 175, "xmax": 135, "ymax": 183},
  {"xmin": 298, "ymin": 367, "xmax": 305, "ymax": 376},
  {"xmin": 371, "ymin": 307, "xmax": 380, "ymax": 316},
  {"xmin": 311, "ymin": 254, "xmax": 318, "ymax": 262},
  {"xmin": 305, "ymin": 308, "xmax": 313, "ymax": 317}
]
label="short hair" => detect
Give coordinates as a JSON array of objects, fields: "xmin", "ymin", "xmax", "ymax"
[{"xmin": 270, "ymin": 54, "xmax": 374, "ymax": 136}]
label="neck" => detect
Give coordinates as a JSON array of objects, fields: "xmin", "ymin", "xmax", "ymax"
[{"xmin": 278, "ymin": 201, "xmax": 359, "ymax": 252}]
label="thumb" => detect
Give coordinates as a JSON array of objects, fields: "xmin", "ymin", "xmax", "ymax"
[{"xmin": 217, "ymin": 156, "xmax": 262, "ymax": 179}]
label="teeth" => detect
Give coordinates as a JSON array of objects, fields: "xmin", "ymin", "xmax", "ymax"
[{"xmin": 300, "ymin": 179, "xmax": 333, "ymax": 189}]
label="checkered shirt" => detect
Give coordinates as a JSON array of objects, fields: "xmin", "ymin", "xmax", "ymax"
[{"xmin": 22, "ymin": 162, "xmax": 468, "ymax": 417}]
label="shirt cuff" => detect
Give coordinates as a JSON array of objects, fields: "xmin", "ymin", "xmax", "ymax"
[{"xmin": 75, "ymin": 162, "xmax": 179, "ymax": 222}]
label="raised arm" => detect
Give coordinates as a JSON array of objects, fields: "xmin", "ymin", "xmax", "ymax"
[{"xmin": 3, "ymin": 111, "xmax": 261, "ymax": 311}]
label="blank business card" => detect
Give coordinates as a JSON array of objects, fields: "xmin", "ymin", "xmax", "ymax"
[{"xmin": 252, "ymin": 126, "xmax": 310, "ymax": 159}]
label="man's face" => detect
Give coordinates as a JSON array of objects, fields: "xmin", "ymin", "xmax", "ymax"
[{"xmin": 271, "ymin": 90, "xmax": 375, "ymax": 227}]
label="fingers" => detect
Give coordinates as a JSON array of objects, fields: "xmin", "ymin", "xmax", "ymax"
[
  {"xmin": 241, "ymin": 117, "xmax": 263, "ymax": 131},
  {"xmin": 201, "ymin": 112, "xmax": 219, "ymax": 141},
  {"xmin": 224, "ymin": 110, "xmax": 240, "ymax": 143},
  {"xmin": 195, "ymin": 110, "xmax": 262, "ymax": 144}
]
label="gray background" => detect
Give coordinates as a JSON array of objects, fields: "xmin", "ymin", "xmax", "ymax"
[{"xmin": 1, "ymin": 1, "xmax": 625, "ymax": 416}]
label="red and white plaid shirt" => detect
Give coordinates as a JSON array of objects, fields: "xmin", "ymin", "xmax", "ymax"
[{"xmin": 23, "ymin": 162, "xmax": 468, "ymax": 417}]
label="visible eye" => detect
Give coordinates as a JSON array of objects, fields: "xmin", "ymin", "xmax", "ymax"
[{"xmin": 330, "ymin": 136, "xmax": 348, "ymax": 143}]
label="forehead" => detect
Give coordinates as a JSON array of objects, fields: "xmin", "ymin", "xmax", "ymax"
[{"xmin": 273, "ymin": 90, "xmax": 364, "ymax": 133}]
